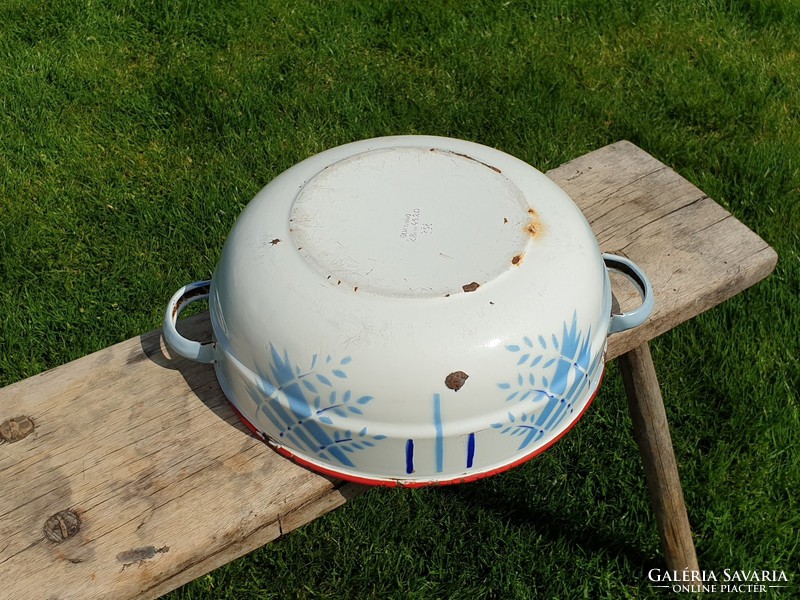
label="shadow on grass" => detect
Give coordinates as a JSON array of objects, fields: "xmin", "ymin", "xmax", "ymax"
[{"xmin": 437, "ymin": 480, "xmax": 661, "ymax": 574}]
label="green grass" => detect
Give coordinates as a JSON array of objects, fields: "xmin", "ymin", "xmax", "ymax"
[{"xmin": 1, "ymin": 0, "xmax": 799, "ymax": 598}]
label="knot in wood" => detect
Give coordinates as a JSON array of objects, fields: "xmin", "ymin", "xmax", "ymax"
[
  {"xmin": 44, "ymin": 510, "xmax": 81, "ymax": 543},
  {"xmin": 0, "ymin": 416, "xmax": 35, "ymax": 443}
]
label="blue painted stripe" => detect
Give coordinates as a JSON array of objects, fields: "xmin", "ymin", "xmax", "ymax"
[
  {"xmin": 405, "ymin": 439, "xmax": 414, "ymax": 474},
  {"xmin": 258, "ymin": 402, "xmax": 286, "ymax": 433},
  {"xmin": 545, "ymin": 399, "xmax": 568, "ymax": 430},
  {"xmin": 466, "ymin": 433, "xmax": 476, "ymax": 468},
  {"xmin": 433, "ymin": 393, "xmax": 443, "ymax": 473},
  {"xmin": 268, "ymin": 396, "xmax": 297, "ymax": 429},
  {"xmin": 519, "ymin": 427, "xmax": 544, "ymax": 450},
  {"xmin": 536, "ymin": 395, "xmax": 559, "ymax": 426},
  {"xmin": 303, "ymin": 420, "xmax": 355, "ymax": 467}
]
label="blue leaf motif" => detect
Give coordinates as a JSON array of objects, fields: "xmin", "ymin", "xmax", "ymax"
[
  {"xmin": 332, "ymin": 369, "xmax": 347, "ymax": 379},
  {"xmin": 491, "ymin": 423, "xmax": 502, "ymax": 429},
  {"xmin": 356, "ymin": 395, "xmax": 374, "ymax": 404},
  {"xmin": 538, "ymin": 335, "xmax": 547, "ymax": 349},
  {"xmin": 359, "ymin": 427, "xmax": 368, "ymax": 436},
  {"xmin": 348, "ymin": 406, "xmax": 363, "ymax": 415},
  {"xmin": 507, "ymin": 391, "xmax": 519, "ymax": 402},
  {"xmin": 319, "ymin": 416, "xmax": 333, "ymax": 425},
  {"xmin": 531, "ymin": 355, "xmax": 543, "ymax": 367},
  {"xmin": 523, "ymin": 336, "xmax": 533, "ymax": 347},
  {"xmin": 374, "ymin": 435, "xmax": 387, "ymax": 440},
  {"xmin": 333, "ymin": 408, "xmax": 346, "ymax": 418},
  {"xmin": 517, "ymin": 354, "xmax": 530, "ymax": 365},
  {"xmin": 316, "ymin": 374, "xmax": 333, "ymax": 386},
  {"xmin": 343, "ymin": 390, "xmax": 352, "ymax": 403},
  {"xmin": 302, "ymin": 379, "xmax": 317, "ymax": 393},
  {"xmin": 340, "ymin": 356, "xmax": 352, "ymax": 365},
  {"xmin": 506, "ymin": 344, "xmax": 520, "ymax": 352},
  {"xmin": 498, "ymin": 383, "xmax": 511, "ymax": 389}
]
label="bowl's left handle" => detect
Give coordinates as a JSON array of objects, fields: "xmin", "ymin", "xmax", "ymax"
[{"xmin": 163, "ymin": 280, "xmax": 217, "ymax": 364}]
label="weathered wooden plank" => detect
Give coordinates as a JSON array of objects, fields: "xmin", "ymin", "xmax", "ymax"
[
  {"xmin": 0, "ymin": 142, "xmax": 777, "ymax": 600},
  {"xmin": 0, "ymin": 324, "xmax": 366, "ymax": 600},
  {"xmin": 549, "ymin": 141, "xmax": 777, "ymax": 360}
]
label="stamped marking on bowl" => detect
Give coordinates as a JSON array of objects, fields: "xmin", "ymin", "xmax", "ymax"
[{"xmin": 290, "ymin": 146, "xmax": 531, "ymax": 298}]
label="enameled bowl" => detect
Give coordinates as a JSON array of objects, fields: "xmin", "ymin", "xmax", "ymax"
[{"xmin": 163, "ymin": 136, "xmax": 653, "ymax": 486}]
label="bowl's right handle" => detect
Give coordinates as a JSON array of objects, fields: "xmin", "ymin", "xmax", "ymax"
[
  {"xmin": 602, "ymin": 254, "xmax": 654, "ymax": 335},
  {"xmin": 163, "ymin": 280, "xmax": 217, "ymax": 363}
]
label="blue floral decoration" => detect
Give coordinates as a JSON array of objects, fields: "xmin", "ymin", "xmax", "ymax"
[
  {"xmin": 492, "ymin": 312, "xmax": 603, "ymax": 450},
  {"xmin": 245, "ymin": 346, "xmax": 386, "ymax": 467}
]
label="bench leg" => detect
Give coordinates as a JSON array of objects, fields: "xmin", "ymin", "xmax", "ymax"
[{"xmin": 618, "ymin": 342, "xmax": 699, "ymax": 572}]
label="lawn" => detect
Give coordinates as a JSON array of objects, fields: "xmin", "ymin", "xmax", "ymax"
[{"xmin": 1, "ymin": 0, "xmax": 798, "ymax": 598}]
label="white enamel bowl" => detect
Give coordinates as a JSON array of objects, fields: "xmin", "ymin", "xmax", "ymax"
[{"xmin": 164, "ymin": 136, "xmax": 653, "ymax": 486}]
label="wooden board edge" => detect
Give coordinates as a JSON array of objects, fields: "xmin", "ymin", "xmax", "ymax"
[{"xmin": 138, "ymin": 483, "xmax": 366, "ymax": 600}]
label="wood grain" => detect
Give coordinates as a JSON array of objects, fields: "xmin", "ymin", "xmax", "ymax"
[
  {"xmin": 0, "ymin": 142, "xmax": 777, "ymax": 599},
  {"xmin": 619, "ymin": 343, "xmax": 700, "ymax": 573}
]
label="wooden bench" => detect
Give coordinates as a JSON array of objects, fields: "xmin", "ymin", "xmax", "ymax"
[{"xmin": 0, "ymin": 141, "xmax": 777, "ymax": 599}]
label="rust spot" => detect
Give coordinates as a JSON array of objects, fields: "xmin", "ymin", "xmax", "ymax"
[
  {"xmin": 354, "ymin": 287, "xmax": 358, "ymax": 292},
  {"xmin": 525, "ymin": 207, "xmax": 541, "ymax": 237},
  {"xmin": 269, "ymin": 238, "xmax": 281, "ymax": 245},
  {"xmin": 337, "ymin": 280, "xmax": 341, "ymax": 285},
  {"xmin": 117, "ymin": 545, "xmax": 169, "ymax": 567},
  {"xmin": 511, "ymin": 254, "xmax": 523, "ymax": 265},
  {"xmin": 445, "ymin": 371, "xmax": 469, "ymax": 392},
  {"xmin": 0, "ymin": 416, "xmax": 35, "ymax": 443},
  {"xmin": 503, "ymin": 217, "xmax": 508, "ymax": 224},
  {"xmin": 172, "ymin": 283, "xmax": 210, "ymax": 319},
  {"xmin": 44, "ymin": 510, "xmax": 81, "ymax": 543},
  {"xmin": 444, "ymin": 293, "xmax": 450, "ymax": 298},
  {"xmin": 489, "ymin": 301, "xmax": 495, "ymax": 305},
  {"xmin": 462, "ymin": 282, "xmax": 480, "ymax": 293},
  {"xmin": 448, "ymin": 151, "xmax": 502, "ymax": 174}
]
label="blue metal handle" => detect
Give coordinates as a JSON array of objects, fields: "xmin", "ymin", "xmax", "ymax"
[
  {"xmin": 163, "ymin": 280, "xmax": 217, "ymax": 363},
  {"xmin": 603, "ymin": 254, "xmax": 654, "ymax": 335}
]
